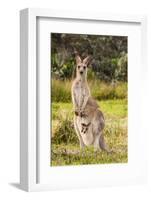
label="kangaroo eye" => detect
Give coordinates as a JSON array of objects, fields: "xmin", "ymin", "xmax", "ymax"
[
  {"xmin": 83, "ymin": 66, "xmax": 86, "ymax": 69},
  {"xmin": 78, "ymin": 65, "xmax": 80, "ymax": 69}
]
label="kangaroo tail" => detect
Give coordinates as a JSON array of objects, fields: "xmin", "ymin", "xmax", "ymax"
[{"xmin": 99, "ymin": 134, "xmax": 111, "ymax": 153}]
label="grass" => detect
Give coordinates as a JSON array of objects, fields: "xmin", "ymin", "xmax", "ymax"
[
  {"xmin": 52, "ymin": 79, "xmax": 127, "ymax": 102},
  {"xmin": 51, "ymin": 145, "xmax": 127, "ymax": 166},
  {"xmin": 51, "ymin": 99, "xmax": 128, "ymax": 166}
]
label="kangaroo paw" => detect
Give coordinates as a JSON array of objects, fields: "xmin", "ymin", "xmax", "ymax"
[{"xmin": 80, "ymin": 111, "xmax": 87, "ymax": 117}]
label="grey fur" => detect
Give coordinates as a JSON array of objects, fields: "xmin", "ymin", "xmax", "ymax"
[{"xmin": 71, "ymin": 55, "xmax": 110, "ymax": 152}]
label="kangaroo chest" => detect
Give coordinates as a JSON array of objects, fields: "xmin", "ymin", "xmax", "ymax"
[{"xmin": 74, "ymin": 82, "xmax": 88, "ymax": 107}]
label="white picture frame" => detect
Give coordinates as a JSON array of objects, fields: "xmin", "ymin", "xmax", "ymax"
[{"xmin": 20, "ymin": 8, "xmax": 147, "ymax": 192}]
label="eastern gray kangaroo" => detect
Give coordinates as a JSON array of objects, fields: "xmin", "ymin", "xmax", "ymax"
[{"xmin": 71, "ymin": 55, "xmax": 110, "ymax": 151}]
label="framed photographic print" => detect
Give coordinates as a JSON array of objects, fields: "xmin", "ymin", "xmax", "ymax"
[{"xmin": 20, "ymin": 8, "xmax": 147, "ymax": 191}]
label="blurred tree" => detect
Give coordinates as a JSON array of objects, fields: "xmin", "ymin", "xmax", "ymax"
[{"xmin": 51, "ymin": 33, "xmax": 127, "ymax": 82}]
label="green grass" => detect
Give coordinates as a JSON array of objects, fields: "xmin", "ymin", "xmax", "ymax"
[
  {"xmin": 52, "ymin": 79, "xmax": 127, "ymax": 102},
  {"xmin": 51, "ymin": 145, "xmax": 127, "ymax": 166},
  {"xmin": 51, "ymin": 99, "xmax": 128, "ymax": 166}
]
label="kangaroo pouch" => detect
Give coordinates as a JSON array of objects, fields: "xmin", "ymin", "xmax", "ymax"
[{"xmin": 76, "ymin": 117, "xmax": 94, "ymax": 145}]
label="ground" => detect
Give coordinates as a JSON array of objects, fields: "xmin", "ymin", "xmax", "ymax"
[{"xmin": 51, "ymin": 99, "xmax": 128, "ymax": 166}]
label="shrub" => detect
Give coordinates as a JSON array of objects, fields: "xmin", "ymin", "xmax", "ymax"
[{"xmin": 52, "ymin": 114, "xmax": 78, "ymax": 145}]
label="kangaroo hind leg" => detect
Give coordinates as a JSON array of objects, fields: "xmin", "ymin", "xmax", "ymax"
[{"xmin": 74, "ymin": 117, "xmax": 85, "ymax": 149}]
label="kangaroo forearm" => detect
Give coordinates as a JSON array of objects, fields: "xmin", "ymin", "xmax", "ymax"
[
  {"xmin": 81, "ymin": 96, "xmax": 89, "ymax": 111},
  {"xmin": 72, "ymin": 93, "xmax": 79, "ymax": 109}
]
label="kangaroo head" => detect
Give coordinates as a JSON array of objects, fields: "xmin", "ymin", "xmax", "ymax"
[{"xmin": 75, "ymin": 55, "xmax": 92, "ymax": 79}]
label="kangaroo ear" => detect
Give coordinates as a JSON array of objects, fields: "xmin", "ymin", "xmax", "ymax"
[
  {"xmin": 83, "ymin": 56, "xmax": 92, "ymax": 66},
  {"xmin": 75, "ymin": 55, "xmax": 82, "ymax": 64}
]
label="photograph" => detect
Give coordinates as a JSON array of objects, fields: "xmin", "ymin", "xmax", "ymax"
[{"xmin": 51, "ymin": 33, "xmax": 128, "ymax": 166}]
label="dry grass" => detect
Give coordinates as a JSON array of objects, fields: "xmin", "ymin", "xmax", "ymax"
[{"xmin": 52, "ymin": 79, "xmax": 127, "ymax": 102}]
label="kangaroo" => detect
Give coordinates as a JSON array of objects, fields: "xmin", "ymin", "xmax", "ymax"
[
  {"xmin": 71, "ymin": 54, "xmax": 110, "ymax": 151},
  {"xmin": 81, "ymin": 122, "xmax": 91, "ymax": 134}
]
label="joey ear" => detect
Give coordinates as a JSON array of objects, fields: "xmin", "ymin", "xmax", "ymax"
[
  {"xmin": 83, "ymin": 56, "xmax": 92, "ymax": 66},
  {"xmin": 75, "ymin": 55, "xmax": 82, "ymax": 64}
]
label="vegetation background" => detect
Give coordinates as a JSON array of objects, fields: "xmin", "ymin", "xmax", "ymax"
[{"xmin": 51, "ymin": 33, "xmax": 128, "ymax": 166}]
